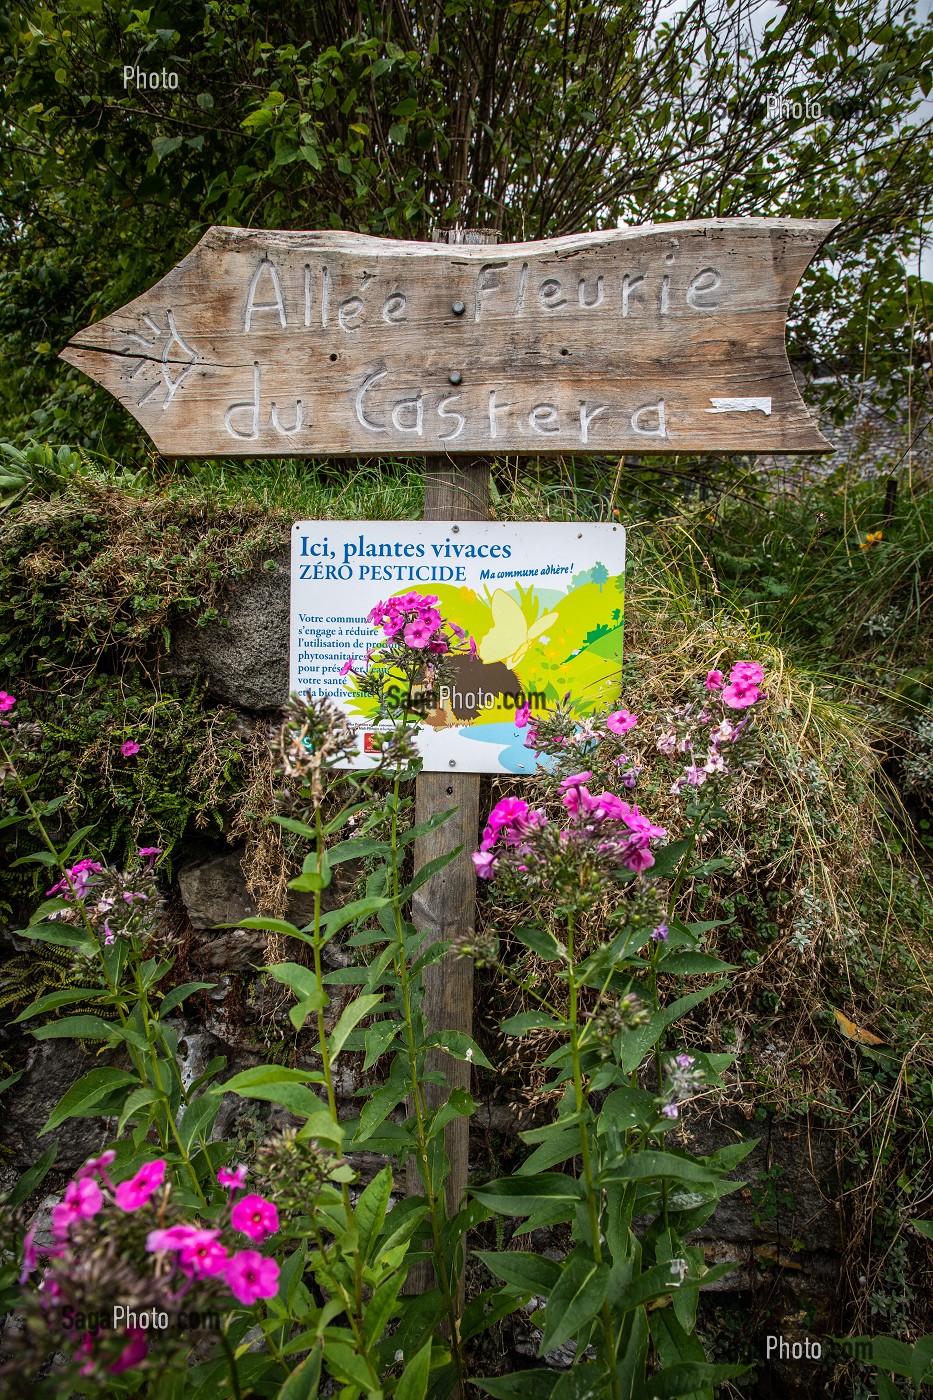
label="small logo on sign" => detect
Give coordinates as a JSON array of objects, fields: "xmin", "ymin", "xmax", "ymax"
[{"xmin": 363, "ymin": 733, "xmax": 377, "ymax": 753}]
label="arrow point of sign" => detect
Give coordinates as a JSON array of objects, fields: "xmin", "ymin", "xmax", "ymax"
[{"xmin": 707, "ymin": 397, "xmax": 773, "ymax": 415}]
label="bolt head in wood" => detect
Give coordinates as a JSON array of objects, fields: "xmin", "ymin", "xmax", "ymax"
[
  {"xmin": 449, "ymin": 370, "xmax": 462, "ymax": 385},
  {"xmin": 451, "ymin": 301, "xmax": 466, "ymax": 316}
]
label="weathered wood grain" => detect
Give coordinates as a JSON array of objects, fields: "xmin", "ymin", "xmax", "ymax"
[{"xmin": 60, "ymin": 219, "xmax": 837, "ymax": 457}]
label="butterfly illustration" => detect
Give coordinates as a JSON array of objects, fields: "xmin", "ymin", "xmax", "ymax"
[{"xmin": 478, "ymin": 590, "xmax": 559, "ymax": 670}]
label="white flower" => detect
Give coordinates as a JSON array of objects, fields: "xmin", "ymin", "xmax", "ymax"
[{"xmin": 669, "ymin": 1257, "xmax": 689, "ymax": 1284}]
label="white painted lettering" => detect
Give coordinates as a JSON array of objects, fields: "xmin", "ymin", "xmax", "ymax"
[
  {"xmin": 476, "ymin": 262, "xmax": 507, "ymax": 318},
  {"xmin": 321, "ymin": 266, "xmax": 331, "ymax": 327},
  {"xmin": 244, "ymin": 260, "xmax": 286, "ymax": 332},
  {"xmin": 488, "ymin": 390, "xmax": 512, "ymax": 438},
  {"xmin": 660, "ymin": 274, "xmax": 670, "ymax": 313},
  {"xmin": 515, "ymin": 261, "xmax": 529, "ymax": 314},
  {"xmin": 622, "ymin": 273, "xmax": 645, "ymax": 317},
  {"xmin": 382, "ymin": 292, "xmax": 407, "ymax": 323},
  {"xmin": 303, "ymin": 265, "xmax": 312, "ymax": 327},
  {"xmin": 355, "ymin": 369, "xmax": 387, "ymax": 432},
  {"xmin": 631, "ymin": 399, "xmax": 667, "ymax": 437},
  {"xmin": 391, "ymin": 392, "xmax": 424, "ymax": 435},
  {"xmin": 578, "ymin": 275, "xmax": 605, "ymax": 308},
  {"xmin": 337, "ymin": 296, "xmax": 364, "ymax": 332},
  {"xmin": 224, "ymin": 362, "xmax": 260, "ymax": 440},
  {"xmin": 529, "ymin": 403, "xmax": 559, "ymax": 434},
  {"xmin": 579, "ymin": 401, "xmax": 607, "ymax": 443},
  {"xmin": 686, "ymin": 267, "xmax": 721, "ymax": 309},
  {"xmin": 437, "ymin": 394, "xmax": 466, "ymax": 441},
  {"xmin": 270, "ymin": 399, "xmax": 303, "ymax": 435},
  {"xmin": 539, "ymin": 278, "xmax": 566, "ymax": 310}
]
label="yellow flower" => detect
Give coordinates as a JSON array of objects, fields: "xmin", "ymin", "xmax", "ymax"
[{"xmin": 859, "ymin": 530, "xmax": 883, "ymax": 550}]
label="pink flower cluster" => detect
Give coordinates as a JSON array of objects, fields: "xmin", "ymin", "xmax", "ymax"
[
  {"xmin": 472, "ymin": 796, "xmax": 547, "ymax": 878},
  {"xmin": 661, "ymin": 661, "xmax": 765, "ymax": 793},
  {"xmin": 472, "ymin": 774, "xmax": 666, "ymax": 881},
  {"xmin": 706, "ymin": 660, "xmax": 764, "ymax": 709},
  {"xmin": 24, "ymin": 1156, "xmax": 283, "ymax": 1378},
  {"xmin": 367, "ymin": 592, "xmax": 460, "ymax": 653}
]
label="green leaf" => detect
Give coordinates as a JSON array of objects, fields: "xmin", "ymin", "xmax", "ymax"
[
  {"xmin": 537, "ymin": 1254, "xmax": 610, "ymax": 1354},
  {"xmin": 475, "ymin": 1250, "xmax": 562, "ymax": 1296},
  {"xmin": 159, "ymin": 981, "xmax": 215, "ymax": 1016},
  {"xmin": 179, "ymin": 1095, "xmax": 220, "ymax": 1151},
  {"xmin": 319, "ymin": 896, "xmax": 389, "ymax": 937},
  {"xmin": 32, "ymin": 1014, "xmax": 119, "ymax": 1043},
  {"xmin": 597, "ymin": 1085, "xmax": 659, "ymax": 1135},
  {"xmin": 363, "ymin": 1019, "xmax": 399, "ymax": 1070},
  {"xmin": 912, "ymin": 1219, "xmax": 933, "ymax": 1241},
  {"xmin": 276, "ymin": 1344, "xmax": 321, "ymax": 1400},
  {"xmin": 645, "ymin": 1362, "xmax": 750, "ymax": 1396},
  {"xmin": 514, "ymin": 926, "xmax": 567, "ymax": 961},
  {"xmin": 517, "ymin": 1128, "xmax": 582, "ymax": 1175},
  {"xmin": 423, "ymin": 1030, "xmax": 492, "ymax": 1069},
  {"xmin": 398, "ymin": 846, "xmax": 462, "ymax": 902},
  {"xmin": 645, "ymin": 836, "xmax": 692, "ymax": 880},
  {"xmin": 234, "ymin": 916, "xmax": 302, "ymax": 938},
  {"xmin": 329, "ymin": 993, "xmax": 382, "ymax": 1058},
  {"xmin": 41, "ymin": 1067, "xmax": 138, "ymax": 1136},
  {"xmin": 354, "ymin": 1166, "xmax": 393, "ymax": 1263},
  {"xmin": 12, "ymin": 987, "xmax": 107, "ymax": 1022},
  {"xmin": 619, "ymin": 981, "xmax": 727, "ymax": 1073},
  {"xmin": 9, "ymin": 1143, "xmax": 57, "ymax": 1210},
  {"xmin": 501, "ymin": 1011, "xmax": 564, "ymax": 1036},
  {"xmin": 19, "ymin": 922, "xmax": 95, "ymax": 953},
  {"xmin": 118, "ymin": 1086, "xmax": 162, "ymax": 1135},
  {"xmin": 472, "ymin": 1172, "xmax": 582, "ymax": 1217},
  {"xmin": 473, "ymin": 1373, "xmax": 559, "ymax": 1398},
  {"xmin": 395, "ymin": 1339, "xmax": 431, "ymax": 1400},
  {"xmin": 601, "ymin": 1151, "xmax": 720, "ymax": 1186}
]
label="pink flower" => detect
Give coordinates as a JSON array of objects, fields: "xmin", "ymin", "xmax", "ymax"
[
  {"xmin": 656, "ymin": 730, "xmax": 678, "ymax": 755},
  {"xmin": 606, "ymin": 710, "xmax": 638, "ymax": 734},
  {"xmin": 661, "ymin": 1103, "xmax": 679, "ymax": 1120},
  {"xmin": 0, "ymin": 692, "xmax": 16, "ymax": 711},
  {"xmin": 705, "ymin": 670, "xmax": 724, "ymax": 691},
  {"xmin": 120, "ymin": 740, "xmax": 140, "ymax": 758},
  {"xmin": 218, "ymin": 1164, "xmax": 248, "ymax": 1191},
  {"xmin": 486, "ymin": 797, "xmax": 530, "ymax": 831},
  {"xmin": 231, "ymin": 1194, "xmax": 279, "ymax": 1242},
  {"xmin": 138, "ymin": 846, "xmax": 162, "ymax": 868},
  {"xmin": 19, "ymin": 1228, "xmax": 38, "ymax": 1284},
  {"xmin": 652, "ymin": 923, "xmax": 669, "ymax": 942},
  {"xmin": 730, "ymin": 661, "xmax": 763, "ymax": 686},
  {"xmin": 722, "ymin": 679, "xmax": 759, "ymax": 710},
  {"xmin": 620, "ymin": 805, "xmax": 667, "ymax": 840},
  {"xmin": 339, "ymin": 658, "xmax": 354, "ymax": 677},
  {"xmin": 109, "ymin": 1329, "xmax": 148, "ymax": 1374},
  {"xmin": 147, "ymin": 1224, "xmax": 203, "ymax": 1252},
  {"xmin": 676, "ymin": 1053, "xmax": 694, "ymax": 1068},
  {"xmin": 682, "ymin": 764, "xmax": 708, "ymax": 786},
  {"xmin": 472, "ymin": 849, "xmax": 498, "ymax": 879},
  {"xmin": 115, "ymin": 1159, "xmax": 166, "ymax": 1211},
  {"xmin": 76, "ymin": 1331, "xmax": 96, "ymax": 1377},
  {"xmin": 52, "ymin": 1177, "xmax": 102, "ymax": 1237},
  {"xmin": 449, "ymin": 622, "xmax": 466, "ymax": 640},
  {"xmin": 708, "ymin": 720, "xmax": 736, "ymax": 744},
  {"xmin": 623, "ymin": 842, "xmax": 655, "ymax": 874},
  {"xmin": 469, "ymin": 636, "xmax": 478, "ymax": 658},
  {"xmin": 514, "ymin": 703, "xmax": 531, "ymax": 728},
  {"xmin": 77, "ymin": 1150, "xmax": 116, "ymax": 1182},
  {"xmin": 558, "ymin": 771, "xmax": 593, "ymax": 790},
  {"xmin": 224, "ymin": 1249, "xmax": 280, "ymax": 1305},
  {"xmin": 523, "ymin": 728, "xmax": 538, "ymax": 748},
  {"xmin": 180, "ymin": 1235, "xmax": 229, "ymax": 1277},
  {"xmin": 403, "ymin": 617, "xmax": 434, "ymax": 648}
]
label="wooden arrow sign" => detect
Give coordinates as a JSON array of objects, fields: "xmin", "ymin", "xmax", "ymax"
[{"xmin": 61, "ymin": 218, "xmax": 836, "ymax": 457}]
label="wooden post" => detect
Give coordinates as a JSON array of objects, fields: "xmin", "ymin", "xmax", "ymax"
[{"xmin": 406, "ymin": 229, "xmax": 498, "ymax": 1297}]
